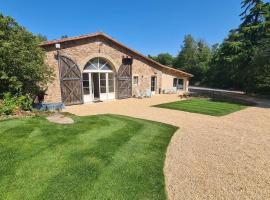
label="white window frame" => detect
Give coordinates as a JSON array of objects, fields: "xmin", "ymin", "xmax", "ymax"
[
  {"xmin": 173, "ymin": 78, "xmax": 184, "ymax": 90},
  {"xmin": 82, "ymin": 57, "xmax": 115, "ymax": 102},
  {"xmin": 133, "ymin": 76, "xmax": 139, "ymax": 85}
]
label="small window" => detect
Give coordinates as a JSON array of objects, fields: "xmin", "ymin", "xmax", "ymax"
[
  {"xmin": 108, "ymin": 73, "xmax": 114, "ymax": 93},
  {"xmin": 173, "ymin": 78, "xmax": 177, "ymax": 87},
  {"xmin": 100, "ymin": 73, "xmax": 106, "ymax": 93},
  {"xmin": 177, "ymin": 79, "xmax": 183, "ymax": 89},
  {"xmin": 133, "ymin": 76, "xmax": 139, "ymax": 85},
  {"xmin": 151, "ymin": 76, "xmax": 156, "ymax": 91}
]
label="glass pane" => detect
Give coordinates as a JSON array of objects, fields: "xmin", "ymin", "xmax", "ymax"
[
  {"xmin": 83, "ymin": 81, "xmax": 89, "ymax": 87},
  {"xmin": 83, "ymin": 87, "xmax": 90, "ymax": 94},
  {"xmin": 177, "ymin": 85, "xmax": 183, "ymax": 89},
  {"xmin": 90, "ymin": 58, "xmax": 99, "ymax": 68},
  {"xmin": 109, "ymin": 86, "xmax": 114, "ymax": 93},
  {"xmin": 133, "ymin": 76, "xmax": 138, "ymax": 84},
  {"xmin": 83, "ymin": 73, "xmax": 89, "ymax": 80},
  {"xmin": 101, "ymin": 63, "xmax": 111, "ymax": 70},
  {"xmin": 108, "ymin": 80, "xmax": 114, "ymax": 86},
  {"xmin": 100, "ymin": 73, "xmax": 106, "ymax": 80},
  {"xmin": 178, "ymin": 79, "xmax": 183, "ymax": 85},
  {"xmin": 151, "ymin": 77, "xmax": 156, "ymax": 91},
  {"xmin": 84, "ymin": 62, "xmax": 97, "ymax": 70},
  {"xmin": 100, "ymin": 80, "xmax": 106, "ymax": 87},
  {"xmin": 99, "ymin": 59, "xmax": 106, "ymax": 69},
  {"xmin": 173, "ymin": 78, "xmax": 177, "ymax": 87},
  {"xmin": 100, "ymin": 86, "xmax": 106, "ymax": 93},
  {"xmin": 85, "ymin": 58, "xmax": 113, "ymax": 71},
  {"xmin": 108, "ymin": 73, "xmax": 114, "ymax": 79}
]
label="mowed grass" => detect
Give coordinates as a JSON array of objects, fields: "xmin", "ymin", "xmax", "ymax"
[
  {"xmin": 0, "ymin": 114, "xmax": 177, "ymax": 200},
  {"xmin": 154, "ymin": 98, "xmax": 250, "ymax": 116}
]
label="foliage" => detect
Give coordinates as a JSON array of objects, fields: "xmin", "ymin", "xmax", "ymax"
[
  {"xmin": 151, "ymin": 1, "xmax": 269, "ymax": 94},
  {"xmin": 36, "ymin": 34, "xmax": 47, "ymax": 42},
  {"xmin": 0, "ymin": 115, "xmax": 177, "ymax": 199},
  {"xmin": 206, "ymin": 0, "xmax": 270, "ymax": 93},
  {"xmin": 250, "ymin": 37, "xmax": 270, "ymax": 94},
  {"xmin": 149, "ymin": 53, "xmax": 175, "ymax": 66},
  {"xmin": 0, "ymin": 92, "xmax": 32, "ymax": 115},
  {"xmin": 174, "ymin": 35, "xmax": 198, "ymax": 70},
  {"xmin": 174, "ymin": 35, "xmax": 212, "ymax": 85},
  {"xmin": 61, "ymin": 35, "xmax": 68, "ymax": 38},
  {"xmin": 0, "ymin": 14, "xmax": 54, "ymax": 97},
  {"xmin": 0, "ymin": 93, "xmax": 18, "ymax": 115}
]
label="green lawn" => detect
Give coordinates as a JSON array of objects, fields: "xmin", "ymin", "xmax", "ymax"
[
  {"xmin": 0, "ymin": 114, "xmax": 177, "ymax": 200},
  {"xmin": 154, "ymin": 98, "xmax": 250, "ymax": 116}
]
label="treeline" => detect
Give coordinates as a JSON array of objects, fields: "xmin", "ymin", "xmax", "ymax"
[{"xmin": 150, "ymin": 0, "xmax": 270, "ymax": 95}]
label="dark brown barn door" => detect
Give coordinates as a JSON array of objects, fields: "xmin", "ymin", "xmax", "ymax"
[
  {"xmin": 117, "ymin": 58, "xmax": 132, "ymax": 99},
  {"xmin": 59, "ymin": 55, "xmax": 83, "ymax": 105}
]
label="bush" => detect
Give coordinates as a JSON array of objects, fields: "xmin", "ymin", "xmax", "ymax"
[
  {"xmin": 0, "ymin": 93, "xmax": 32, "ymax": 115},
  {"xmin": 0, "ymin": 14, "xmax": 54, "ymax": 97}
]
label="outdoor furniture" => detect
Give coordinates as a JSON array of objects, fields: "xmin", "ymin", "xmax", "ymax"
[
  {"xmin": 35, "ymin": 102, "xmax": 65, "ymax": 111},
  {"xmin": 145, "ymin": 89, "xmax": 152, "ymax": 98},
  {"xmin": 136, "ymin": 89, "xmax": 144, "ymax": 99}
]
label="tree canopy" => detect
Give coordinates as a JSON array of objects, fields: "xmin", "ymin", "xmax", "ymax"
[
  {"xmin": 174, "ymin": 35, "xmax": 212, "ymax": 85},
  {"xmin": 149, "ymin": 53, "xmax": 175, "ymax": 66},
  {"xmin": 206, "ymin": 0, "xmax": 270, "ymax": 94},
  {"xmin": 151, "ymin": 0, "xmax": 270, "ymax": 94},
  {"xmin": 0, "ymin": 14, "xmax": 53, "ymax": 97}
]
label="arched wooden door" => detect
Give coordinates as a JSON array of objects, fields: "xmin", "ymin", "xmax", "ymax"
[
  {"xmin": 59, "ymin": 55, "xmax": 83, "ymax": 105},
  {"xmin": 117, "ymin": 58, "xmax": 132, "ymax": 99}
]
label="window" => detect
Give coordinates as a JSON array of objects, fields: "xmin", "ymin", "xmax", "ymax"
[
  {"xmin": 108, "ymin": 73, "xmax": 114, "ymax": 93},
  {"xmin": 133, "ymin": 76, "xmax": 138, "ymax": 85},
  {"xmin": 151, "ymin": 76, "xmax": 156, "ymax": 92},
  {"xmin": 173, "ymin": 78, "xmax": 183, "ymax": 89},
  {"xmin": 100, "ymin": 73, "xmax": 106, "ymax": 93},
  {"xmin": 83, "ymin": 73, "xmax": 90, "ymax": 94},
  {"xmin": 177, "ymin": 79, "xmax": 183, "ymax": 89},
  {"xmin": 84, "ymin": 57, "xmax": 113, "ymax": 72},
  {"xmin": 173, "ymin": 78, "xmax": 177, "ymax": 87}
]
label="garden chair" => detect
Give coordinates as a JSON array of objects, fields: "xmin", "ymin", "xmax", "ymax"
[{"xmin": 145, "ymin": 89, "xmax": 152, "ymax": 98}]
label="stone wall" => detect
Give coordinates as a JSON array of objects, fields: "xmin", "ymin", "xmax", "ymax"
[
  {"xmin": 43, "ymin": 37, "xmax": 187, "ymax": 103},
  {"xmin": 161, "ymin": 73, "xmax": 176, "ymax": 92}
]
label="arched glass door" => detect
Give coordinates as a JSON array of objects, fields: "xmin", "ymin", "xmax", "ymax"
[{"xmin": 83, "ymin": 58, "xmax": 115, "ymax": 102}]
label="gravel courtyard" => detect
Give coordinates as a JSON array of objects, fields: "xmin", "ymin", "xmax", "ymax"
[{"xmin": 65, "ymin": 94, "xmax": 270, "ymax": 200}]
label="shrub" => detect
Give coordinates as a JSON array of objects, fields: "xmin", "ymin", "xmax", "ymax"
[
  {"xmin": 0, "ymin": 14, "xmax": 54, "ymax": 97},
  {"xmin": 0, "ymin": 93, "xmax": 32, "ymax": 115}
]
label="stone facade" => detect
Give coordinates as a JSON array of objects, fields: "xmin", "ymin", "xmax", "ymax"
[{"xmin": 42, "ymin": 34, "xmax": 191, "ymax": 104}]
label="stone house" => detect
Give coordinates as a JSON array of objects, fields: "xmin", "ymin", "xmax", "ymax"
[{"xmin": 40, "ymin": 32, "xmax": 193, "ymax": 105}]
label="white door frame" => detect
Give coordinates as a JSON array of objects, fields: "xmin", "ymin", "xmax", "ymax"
[
  {"xmin": 151, "ymin": 76, "xmax": 157, "ymax": 95},
  {"xmin": 83, "ymin": 57, "xmax": 116, "ymax": 103},
  {"xmin": 83, "ymin": 73, "xmax": 93, "ymax": 103},
  {"xmin": 83, "ymin": 72, "xmax": 115, "ymax": 102}
]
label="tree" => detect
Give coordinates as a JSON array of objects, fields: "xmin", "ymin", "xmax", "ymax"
[
  {"xmin": 36, "ymin": 34, "xmax": 47, "ymax": 42},
  {"xmin": 251, "ymin": 37, "xmax": 270, "ymax": 94},
  {"xmin": 149, "ymin": 53, "xmax": 175, "ymax": 66},
  {"xmin": 240, "ymin": 0, "xmax": 268, "ymax": 44},
  {"xmin": 0, "ymin": 14, "xmax": 53, "ymax": 97},
  {"xmin": 196, "ymin": 39, "xmax": 212, "ymax": 82},
  {"xmin": 175, "ymin": 35, "xmax": 212, "ymax": 85},
  {"xmin": 206, "ymin": 0, "xmax": 270, "ymax": 93},
  {"xmin": 61, "ymin": 35, "xmax": 68, "ymax": 39},
  {"xmin": 174, "ymin": 35, "xmax": 198, "ymax": 70}
]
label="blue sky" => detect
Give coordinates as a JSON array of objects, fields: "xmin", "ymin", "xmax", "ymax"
[{"xmin": 1, "ymin": 0, "xmax": 242, "ymax": 56}]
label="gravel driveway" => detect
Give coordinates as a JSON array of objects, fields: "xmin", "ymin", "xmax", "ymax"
[{"xmin": 65, "ymin": 95, "xmax": 270, "ymax": 199}]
